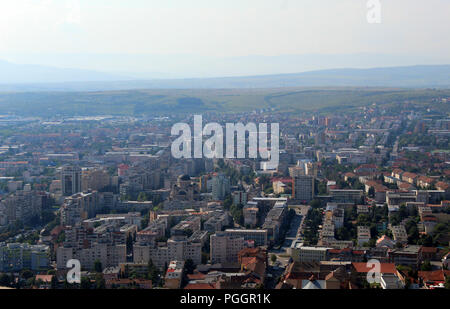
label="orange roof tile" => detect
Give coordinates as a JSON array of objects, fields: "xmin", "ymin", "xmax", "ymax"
[{"xmin": 352, "ymin": 263, "xmax": 397, "ymax": 274}]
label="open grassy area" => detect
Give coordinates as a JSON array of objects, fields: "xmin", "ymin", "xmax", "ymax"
[{"xmin": 0, "ymin": 87, "xmax": 449, "ymax": 116}]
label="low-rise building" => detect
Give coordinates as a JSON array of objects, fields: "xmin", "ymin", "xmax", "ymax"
[
  {"xmin": 390, "ymin": 225, "xmax": 408, "ymax": 244},
  {"xmin": 290, "ymin": 243, "xmax": 329, "ymax": 263},
  {"xmin": 164, "ymin": 260, "xmax": 185, "ymax": 289},
  {"xmin": 357, "ymin": 226, "xmax": 371, "ymax": 246},
  {"xmin": 389, "ymin": 245, "xmax": 422, "ymax": 266},
  {"xmin": 0, "ymin": 243, "xmax": 49, "ymax": 272},
  {"xmin": 243, "ymin": 202, "xmax": 259, "ymax": 228}
]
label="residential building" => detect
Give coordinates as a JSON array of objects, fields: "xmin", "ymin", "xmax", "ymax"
[
  {"xmin": 293, "ymin": 175, "xmax": 315, "ymax": 203},
  {"xmin": 390, "ymin": 225, "xmax": 408, "ymax": 244},
  {"xmin": 329, "ymin": 190, "xmax": 363, "ymax": 204},
  {"xmin": 164, "ymin": 260, "xmax": 185, "ymax": 289},
  {"xmin": 210, "ymin": 232, "xmax": 244, "ymax": 264},
  {"xmin": 357, "ymin": 226, "xmax": 371, "ymax": 246},
  {"xmin": 389, "ymin": 245, "xmax": 422, "ymax": 266},
  {"xmin": 61, "ymin": 166, "xmax": 82, "ymax": 196},
  {"xmin": 0, "ymin": 243, "xmax": 49, "ymax": 272},
  {"xmin": 225, "ymin": 229, "xmax": 268, "ymax": 247},
  {"xmin": 211, "ymin": 174, "xmax": 230, "ymax": 201}
]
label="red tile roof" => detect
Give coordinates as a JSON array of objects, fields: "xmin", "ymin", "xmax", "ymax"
[
  {"xmin": 402, "ymin": 172, "xmax": 418, "ymax": 179},
  {"xmin": 418, "ymin": 270, "xmax": 450, "ymax": 283},
  {"xmin": 352, "ymin": 263, "xmax": 397, "ymax": 274},
  {"xmin": 35, "ymin": 275, "xmax": 53, "ymax": 283},
  {"xmin": 241, "ymin": 257, "xmax": 258, "ymax": 267},
  {"xmin": 184, "ymin": 283, "xmax": 216, "ymax": 289},
  {"xmin": 421, "ymin": 247, "xmax": 437, "ymax": 253},
  {"xmin": 417, "ymin": 176, "xmax": 434, "ymax": 184},
  {"xmin": 436, "ymin": 182, "xmax": 449, "ymax": 190},
  {"xmin": 187, "ymin": 273, "xmax": 206, "ymax": 280}
]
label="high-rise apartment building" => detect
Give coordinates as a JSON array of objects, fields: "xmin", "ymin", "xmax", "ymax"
[
  {"xmin": 293, "ymin": 175, "xmax": 315, "ymax": 203},
  {"xmin": 61, "ymin": 166, "xmax": 82, "ymax": 196},
  {"xmin": 212, "ymin": 174, "xmax": 230, "ymax": 201}
]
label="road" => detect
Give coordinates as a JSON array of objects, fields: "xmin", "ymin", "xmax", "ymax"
[
  {"xmin": 281, "ymin": 210, "xmax": 302, "ymax": 251},
  {"xmin": 265, "ymin": 205, "xmax": 311, "ymax": 287},
  {"xmin": 268, "ymin": 206, "xmax": 311, "ymax": 267}
]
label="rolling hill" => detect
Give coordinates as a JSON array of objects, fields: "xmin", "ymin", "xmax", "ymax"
[
  {"xmin": 0, "ymin": 64, "xmax": 449, "ymax": 91},
  {"xmin": 0, "ymin": 87, "xmax": 449, "ymax": 116}
]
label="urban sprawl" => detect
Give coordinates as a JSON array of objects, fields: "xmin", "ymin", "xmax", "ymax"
[{"xmin": 0, "ymin": 100, "xmax": 449, "ymax": 290}]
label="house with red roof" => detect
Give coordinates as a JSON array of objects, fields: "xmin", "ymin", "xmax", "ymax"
[
  {"xmin": 398, "ymin": 181, "xmax": 416, "ymax": 191},
  {"xmin": 186, "ymin": 272, "xmax": 206, "ymax": 281},
  {"xmin": 418, "ymin": 270, "xmax": 450, "ymax": 289},
  {"xmin": 420, "ymin": 247, "xmax": 438, "ymax": 261},
  {"xmin": 106, "ymin": 278, "xmax": 152, "ymax": 289},
  {"xmin": 435, "ymin": 182, "xmax": 450, "ymax": 198},
  {"xmin": 376, "ymin": 235, "xmax": 395, "ymax": 249},
  {"xmin": 354, "ymin": 164, "xmax": 377, "ymax": 175},
  {"xmin": 328, "ymin": 248, "xmax": 365, "ymax": 262},
  {"xmin": 364, "ymin": 180, "xmax": 380, "ymax": 193},
  {"xmin": 351, "ymin": 262, "xmax": 402, "ymax": 287},
  {"xmin": 184, "ymin": 282, "xmax": 216, "ymax": 289},
  {"xmin": 416, "ymin": 176, "xmax": 435, "ymax": 189},
  {"xmin": 402, "ymin": 172, "xmax": 418, "ymax": 185},
  {"xmin": 391, "ymin": 169, "xmax": 404, "ymax": 180},
  {"xmin": 344, "ymin": 172, "xmax": 356, "ymax": 181},
  {"xmin": 272, "ymin": 178, "xmax": 293, "ymax": 194},
  {"xmin": 35, "ymin": 274, "xmax": 54, "ymax": 289},
  {"xmin": 351, "ymin": 262, "xmax": 398, "ymax": 275}
]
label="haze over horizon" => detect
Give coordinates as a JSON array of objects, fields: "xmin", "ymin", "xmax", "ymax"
[{"xmin": 0, "ymin": 0, "xmax": 449, "ymax": 79}]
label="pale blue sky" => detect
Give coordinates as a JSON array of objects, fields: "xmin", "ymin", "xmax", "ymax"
[{"xmin": 0, "ymin": 0, "xmax": 449, "ymax": 77}]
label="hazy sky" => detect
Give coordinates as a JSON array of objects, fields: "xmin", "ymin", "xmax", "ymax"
[{"xmin": 0, "ymin": 0, "xmax": 449, "ymax": 77}]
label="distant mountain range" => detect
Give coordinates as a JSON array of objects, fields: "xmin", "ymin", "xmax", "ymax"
[
  {"xmin": 0, "ymin": 60, "xmax": 449, "ymax": 91},
  {"xmin": 0, "ymin": 59, "xmax": 132, "ymax": 84}
]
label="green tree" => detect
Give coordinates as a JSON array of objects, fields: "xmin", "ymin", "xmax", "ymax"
[
  {"xmin": 223, "ymin": 195, "xmax": 233, "ymax": 209},
  {"xmin": 271, "ymin": 254, "xmax": 277, "ymax": 264},
  {"xmin": 368, "ymin": 186, "xmax": 375, "ymax": 198},
  {"xmin": 230, "ymin": 203, "xmax": 244, "ymax": 226},
  {"xmin": 147, "ymin": 259, "xmax": 159, "ymax": 284},
  {"xmin": 21, "ymin": 270, "xmax": 34, "ymax": 280},
  {"xmin": 95, "ymin": 273, "xmax": 106, "ymax": 289},
  {"xmin": 80, "ymin": 276, "xmax": 91, "ymax": 289},
  {"xmin": 184, "ymin": 259, "xmax": 195, "ymax": 275},
  {"xmin": 63, "ymin": 279, "xmax": 72, "ymax": 289},
  {"xmin": 27, "ymin": 277, "xmax": 36, "ymax": 288},
  {"xmin": 51, "ymin": 275, "xmax": 59, "ymax": 289},
  {"xmin": 0, "ymin": 274, "xmax": 11, "ymax": 287},
  {"xmin": 310, "ymin": 199, "xmax": 321, "ymax": 208},
  {"xmin": 137, "ymin": 192, "xmax": 147, "ymax": 202},
  {"xmin": 420, "ymin": 235, "xmax": 434, "ymax": 247},
  {"xmin": 56, "ymin": 231, "xmax": 66, "ymax": 243},
  {"xmin": 126, "ymin": 233, "xmax": 134, "ymax": 254},
  {"xmin": 94, "ymin": 259, "xmax": 103, "ymax": 273},
  {"xmin": 420, "ymin": 260, "xmax": 432, "ymax": 271}
]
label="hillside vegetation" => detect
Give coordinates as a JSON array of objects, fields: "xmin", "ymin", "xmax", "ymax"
[{"xmin": 0, "ymin": 87, "xmax": 449, "ymax": 116}]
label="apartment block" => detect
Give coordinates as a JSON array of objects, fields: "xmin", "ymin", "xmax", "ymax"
[{"xmin": 210, "ymin": 232, "xmax": 244, "ymax": 264}]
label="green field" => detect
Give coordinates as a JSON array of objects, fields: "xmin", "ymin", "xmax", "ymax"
[{"xmin": 0, "ymin": 87, "xmax": 449, "ymax": 116}]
